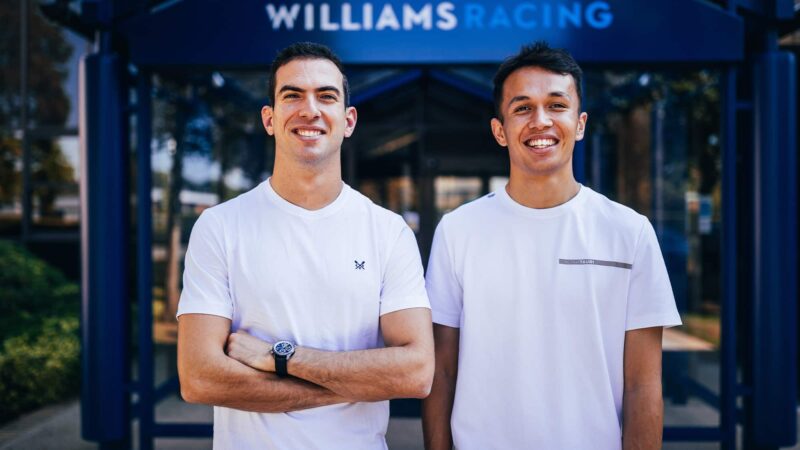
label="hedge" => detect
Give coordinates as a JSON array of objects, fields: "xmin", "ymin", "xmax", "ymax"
[{"xmin": 0, "ymin": 240, "xmax": 80, "ymax": 424}]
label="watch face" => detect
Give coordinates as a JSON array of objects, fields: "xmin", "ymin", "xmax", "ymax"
[{"xmin": 273, "ymin": 341, "xmax": 295, "ymax": 357}]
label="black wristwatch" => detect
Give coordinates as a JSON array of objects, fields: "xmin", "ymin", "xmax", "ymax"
[{"xmin": 271, "ymin": 341, "xmax": 296, "ymax": 378}]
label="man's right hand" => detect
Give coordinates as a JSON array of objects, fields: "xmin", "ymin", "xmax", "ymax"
[{"xmin": 226, "ymin": 330, "xmax": 275, "ymax": 372}]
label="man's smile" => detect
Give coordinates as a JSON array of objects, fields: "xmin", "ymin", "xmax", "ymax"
[
  {"xmin": 292, "ymin": 127, "xmax": 326, "ymax": 139},
  {"xmin": 523, "ymin": 135, "xmax": 560, "ymax": 153}
]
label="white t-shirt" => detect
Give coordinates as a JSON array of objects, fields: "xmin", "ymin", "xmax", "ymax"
[
  {"xmin": 426, "ymin": 185, "xmax": 681, "ymax": 450},
  {"xmin": 177, "ymin": 180, "xmax": 430, "ymax": 450}
]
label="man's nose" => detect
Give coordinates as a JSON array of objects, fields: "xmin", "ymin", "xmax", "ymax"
[
  {"xmin": 529, "ymin": 107, "xmax": 553, "ymax": 129},
  {"xmin": 299, "ymin": 97, "xmax": 321, "ymax": 119}
]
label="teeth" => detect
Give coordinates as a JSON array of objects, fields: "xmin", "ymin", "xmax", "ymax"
[
  {"xmin": 527, "ymin": 138, "xmax": 556, "ymax": 148},
  {"xmin": 296, "ymin": 129, "xmax": 322, "ymax": 137}
]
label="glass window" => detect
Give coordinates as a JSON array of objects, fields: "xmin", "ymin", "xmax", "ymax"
[
  {"xmin": 0, "ymin": 137, "xmax": 22, "ymax": 236},
  {"xmin": 584, "ymin": 69, "xmax": 723, "ymax": 427}
]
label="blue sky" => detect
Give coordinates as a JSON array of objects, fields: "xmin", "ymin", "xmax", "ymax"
[
  {"xmin": 64, "ymin": 30, "xmax": 88, "ymax": 129},
  {"xmin": 56, "ymin": 29, "xmax": 88, "ymax": 181}
]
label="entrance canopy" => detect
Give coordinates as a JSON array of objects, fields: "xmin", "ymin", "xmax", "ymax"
[{"xmin": 119, "ymin": 0, "xmax": 744, "ymax": 66}]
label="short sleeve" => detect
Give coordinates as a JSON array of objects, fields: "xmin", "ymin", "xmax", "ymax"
[
  {"xmin": 625, "ymin": 218, "xmax": 683, "ymax": 331},
  {"xmin": 425, "ymin": 218, "xmax": 463, "ymax": 328},
  {"xmin": 176, "ymin": 210, "xmax": 233, "ymax": 320},
  {"xmin": 379, "ymin": 223, "xmax": 430, "ymax": 316}
]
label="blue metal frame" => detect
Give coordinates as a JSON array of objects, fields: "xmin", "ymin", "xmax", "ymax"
[
  {"xmin": 350, "ymin": 69, "xmax": 423, "ymax": 105},
  {"xmin": 720, "ymin": 65, "xmax": 738, "ymax": 450},
  {"xmin": 135, "ymin": 71, "xmax": 155, "ymax": 450},
  {"xmin": 751, "ymin": 49, "xmax": 797, "ymax": 447},
  {"xmin": 79, "ymin": 46, "xmax": 131, "ymax": 447}
]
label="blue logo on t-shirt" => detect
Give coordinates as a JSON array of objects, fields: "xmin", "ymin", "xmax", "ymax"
[{"xmin": 355, "ymin": 260, "xmax": 365, "ymax": 270}]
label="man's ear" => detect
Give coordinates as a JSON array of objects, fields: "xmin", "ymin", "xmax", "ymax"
[
  {"xmin": 490, "ymin": 118, "xmax": 508, "ymax": 147},
  {"xmin": 344, "ymin": 106, "xmax": 357, "ymax": 138},
  {"xmin": 261, "ymin": 105, "xmax": 274, "ymax": 136},
  {"xmin": 575, "ymin": 112, "xmax": 588, "ymax": 141}
]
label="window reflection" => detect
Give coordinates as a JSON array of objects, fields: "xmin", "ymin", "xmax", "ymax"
[
  {"xmin": 150, "ymin": 76, "xmax": 271, "ymax": 384},
  {"xmin": 0, "ymin": 137, "xmax": 23, "ymax": 235},
  {"xmin": 584, "ymin": 70, "xmax": 722, "ymax": 426},
  {"xmin": 584, "ymin": 70, "xmax": 722, "ymax": 345}
]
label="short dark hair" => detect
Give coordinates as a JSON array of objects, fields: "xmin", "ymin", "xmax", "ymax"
[
  {"xmin": 492, "ymin": 41, "xmax": 583, "ymax": 121},
  {"xmin": 268, "ymin": 42, "xmax": 350, "ymax": 107}
]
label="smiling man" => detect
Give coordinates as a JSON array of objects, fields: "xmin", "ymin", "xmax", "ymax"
[
  {"xmin": 421, "ymin": 42, "xmax": 681, "ymax": 450},
  {"xmin": 176, "ymin": 42, "xmax": 433, "ymax": 449}
]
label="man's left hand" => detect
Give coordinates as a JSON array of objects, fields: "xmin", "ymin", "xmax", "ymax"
[{"xmin": 226, "ymin": 331, "xmax": 275, "ymax": 372}]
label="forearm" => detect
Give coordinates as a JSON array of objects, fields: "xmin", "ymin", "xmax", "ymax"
[
  {"xmin": 421, "ymin": 370, "xmax": 456, "ymax": 450},
  {"xmin": 223, "ymin": 308, "xmax": 434, "ymax": 403},
  {"xmin": 287, "ymin": 345, "xmax": 432, "ymax": 401},
  {"xmin": 622, "ymin": 384, "xmax": 663, "ymax": 450},
  {"xmin": 180, "ymin": 352, "xmax": 350, "ymax": 413}
]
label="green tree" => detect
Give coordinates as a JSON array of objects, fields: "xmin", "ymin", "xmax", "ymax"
[{"xmin": 0, "ymin": 0, "xmax": 74, "ymax": 211}]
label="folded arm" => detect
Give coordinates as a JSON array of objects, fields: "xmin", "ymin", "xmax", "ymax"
[
  {"xmin": 227, "ymin": 307, "xmax": 434, "ymax": 402},
  {"xmin": 177, "ymin": 313, "xmax": 351, "ymax": 413}
]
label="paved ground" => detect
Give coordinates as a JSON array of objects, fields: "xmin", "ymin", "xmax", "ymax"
[
  {"xmin": 0, "ymin": 398, "xmax": 424, "ymax": 450},
  {"xmin": 2, "ymin": 396, "xmax": 800, "ymax": 449}
]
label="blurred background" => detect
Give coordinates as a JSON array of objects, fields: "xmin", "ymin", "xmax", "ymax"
[{"xmin": 0, "ymin": 0, "xmax": 798, "ymax": 449}]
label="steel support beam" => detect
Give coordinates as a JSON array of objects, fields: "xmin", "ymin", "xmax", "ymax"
[
  {"xmin": 79, "ymin": 48, "xmax": 131, "ymax": 447},
  {"xmin": 136, "ymin": 71, "xmax": 155, "ymax": 450},
  {"xmin": 719, "ymin": 66, "xmax": 739, "ymax": 450},
  {"xmin": 751, "ymin": 49, "xmax": 797, "ymax": 447}
]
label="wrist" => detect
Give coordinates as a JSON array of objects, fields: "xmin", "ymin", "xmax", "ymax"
[
  {"xmin": 271, "ymin": 341, "xmax": 296, "ymax": 377},
  {"xmin": 260, "ymin": 345, "xmax": 276, "ymax": 372}
]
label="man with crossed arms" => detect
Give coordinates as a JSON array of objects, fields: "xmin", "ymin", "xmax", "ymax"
[{"xmin": 177, "ymin": 42, "xmax": 433, "ymax": 449}]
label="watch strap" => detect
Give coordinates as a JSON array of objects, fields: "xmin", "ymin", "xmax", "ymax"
[{"xmin": 275, "ymin": 354, "xmax": 288, "ymax": 378}]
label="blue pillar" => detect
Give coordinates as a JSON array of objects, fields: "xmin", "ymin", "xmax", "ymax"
[
  {"xmin": 79, "ymin": 50, "xmax": 130, "ymax": 446},
  {"xmin": 573, "ymin": 77, "xmax": 586, "ymax": 183},
  {"xmin": 719, "ymin": 66, "xmax": 738, "ymax": 450},
  {"xmin": 752, "ymin": 50, "xmax": 797, "ymax": 447},
  {"xmin": 136, "ymin": 71, "xmax": 155, "ymax": 450}
]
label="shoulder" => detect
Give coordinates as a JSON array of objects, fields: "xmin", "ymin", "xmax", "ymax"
[
  {"xmin": 580, "ymin": 187, "xmax": 651, "ymax": 235},
  {"xmin": 192, "ymin": 183, "xmax": 263, "ymax": 230},
  {"xmin": 347, "ymin": 186, "xmax": 410, "ymax": 232},
  {"xmin": 439, "ymin": 191, "xmax": 500, "ymax": 228}
]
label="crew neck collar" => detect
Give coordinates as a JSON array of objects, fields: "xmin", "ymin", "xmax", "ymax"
[
  {"xmin": 261, "ymin": 177, "xmax": 350, "ymax": 219},
  {"xmin": 496, "ymin": 183, "xmax": 587, "ymax": 218}
]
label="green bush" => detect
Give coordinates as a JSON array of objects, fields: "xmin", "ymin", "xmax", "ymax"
[
  {"xmin": 0, "ymin": 316, "xmax": 80, "ymax": 423},
  {"xmin": 0, "ymin": 240, "xmax": 78, "ymax": 339},
  {"xmin": 0, "ymin": 240, "xmax": 80, "ymax": 424}
]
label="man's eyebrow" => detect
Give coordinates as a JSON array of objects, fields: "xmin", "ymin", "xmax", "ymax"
[
  {"xmin": 278, "ymin": 85, "xmax": 341, "ymax": 95},
  {"xmin": 507, "ymin": 91, "xmax": 572, "ymax": 107},
  {"xmin": 316, "ymin": 85, "xmax": 341, "ymax": 95},
  {"xmin": 507, "ymin": 95, "xmax": 529, "ymax": 107},
  {"xmin": 278, "ymin": 85, "xmax": 303, "ymax": 94}
]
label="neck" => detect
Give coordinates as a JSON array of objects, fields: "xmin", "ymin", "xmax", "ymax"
[
  {"xmin": 506, "ymin": 168, "xmax": 579, "ymax": 209},
  {"xmin": 270, "ymin": 154, "xmax": 343, "ymax": 210}
]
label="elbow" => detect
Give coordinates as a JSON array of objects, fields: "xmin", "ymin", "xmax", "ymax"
[
  {"xmin": 177, "ymin": 354, "xmax": 216, "ymax": 405},
  {"xmin": 406, "ymin": 355, "xmax": 435, "ymax": 399},
  {"xmin": 179, "ymin": 378, "xmax": 202, "ymax": 404},
  {"xmin": 179, "ymin": 374, "xmax": 211, "ymax": 405},
  {"xmin": 408, "ymin": 380, "xmax": 433, "ymax": 399}
]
